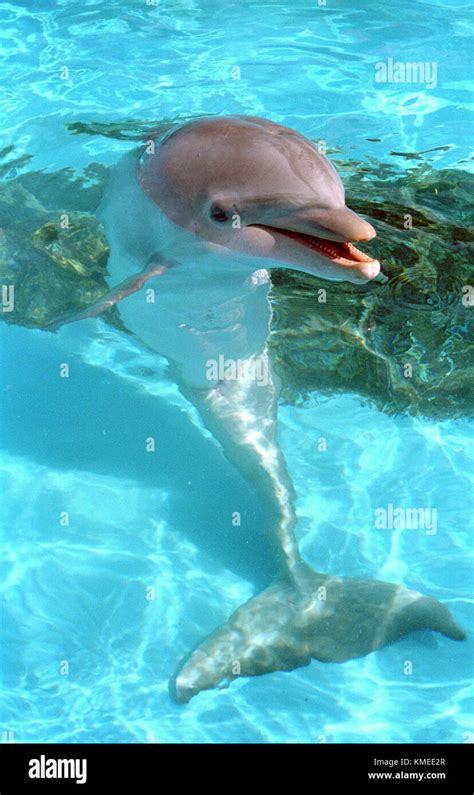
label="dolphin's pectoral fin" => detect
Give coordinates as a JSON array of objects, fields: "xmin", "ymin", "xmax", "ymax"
[
  {"xmin": 46, "ymin": 261, "xmax": 171, "ymax": 331},
  {"xmin": 170, "ymin": 563, "xmax": 466, "ymax": 703}
]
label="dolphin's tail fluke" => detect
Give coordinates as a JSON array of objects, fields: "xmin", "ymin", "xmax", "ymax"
[
  {"xmin": 169, "ymin": 562, "xmax": 466, "ymax": 704},
  {"xmin": 166, "ymin": 349, "xmax": 465, "ymax": 704}
]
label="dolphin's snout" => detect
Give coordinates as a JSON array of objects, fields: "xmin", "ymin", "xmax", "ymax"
[
  {"xmin": 364, "ymin": 260, "xmax": 381, "ymax": 279},
  {"xmin": 352, "ymin": 219, "xmax": 376, "ymax": 242},
  {"xmin": 315, "ymin": 207, "xmax": 376, "ymax": 244},
  {"xmin": 352, "ymin": 258, "xmax": 381, "ymax": 282},
  {"xmin": 264, "ymin": 206, "xmax": 376, "ymax": 245}
]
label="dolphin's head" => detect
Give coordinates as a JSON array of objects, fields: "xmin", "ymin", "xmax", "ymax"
[{"xmin": 138, "ymin": 116, "xmax": 381, "ymax": 284}]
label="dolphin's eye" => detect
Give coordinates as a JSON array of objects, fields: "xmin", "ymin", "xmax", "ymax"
[{"xmin": 210, "ymin": 204, "xmax": 229, "ymax": 223}]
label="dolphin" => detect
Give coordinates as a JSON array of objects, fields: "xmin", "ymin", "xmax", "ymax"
[{"xmin": 94, "ymin": 115, "xmax": 465, "ymax": 703}]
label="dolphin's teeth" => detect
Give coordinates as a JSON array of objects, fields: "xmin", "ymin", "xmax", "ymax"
[
  {"xmin": 254, "ymin": 226, "xmax": 375, "ymax": 264},
  {"xmin": 303, "ymin": 237, "xmax": 373, "ymax": 264}
]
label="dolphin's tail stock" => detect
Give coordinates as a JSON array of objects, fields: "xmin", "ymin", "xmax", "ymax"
[
  {"xmin": 170, "ymin": 561, "xmax": 466, "ymax": 704},
  {"xmin": 168, "ymin": 352, "xmax": 466, "ymax": 704}
]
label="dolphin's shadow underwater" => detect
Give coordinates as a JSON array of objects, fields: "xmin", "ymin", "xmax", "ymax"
[{"xmin": 82, "ymin": 115, "xmax": 466, "ymax": 703}]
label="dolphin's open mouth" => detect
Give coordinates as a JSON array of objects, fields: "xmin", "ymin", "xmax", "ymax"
[{"xmin": 251, "ymin": 225, "xmax": 376, "ymax": 265}]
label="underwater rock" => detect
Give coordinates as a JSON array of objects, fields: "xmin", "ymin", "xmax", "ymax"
[
  {"xmin": 270, "ymin": 157, "xmax": 474, "ymax": 420},
  {"xmin": 0, "ymin": 169, "xmax": 123, "ymax": 329}
]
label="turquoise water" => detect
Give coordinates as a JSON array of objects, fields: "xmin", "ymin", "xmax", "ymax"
[{"xmin": 1, "ymin": 0, "xmax": 473, "ymax": 743}]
